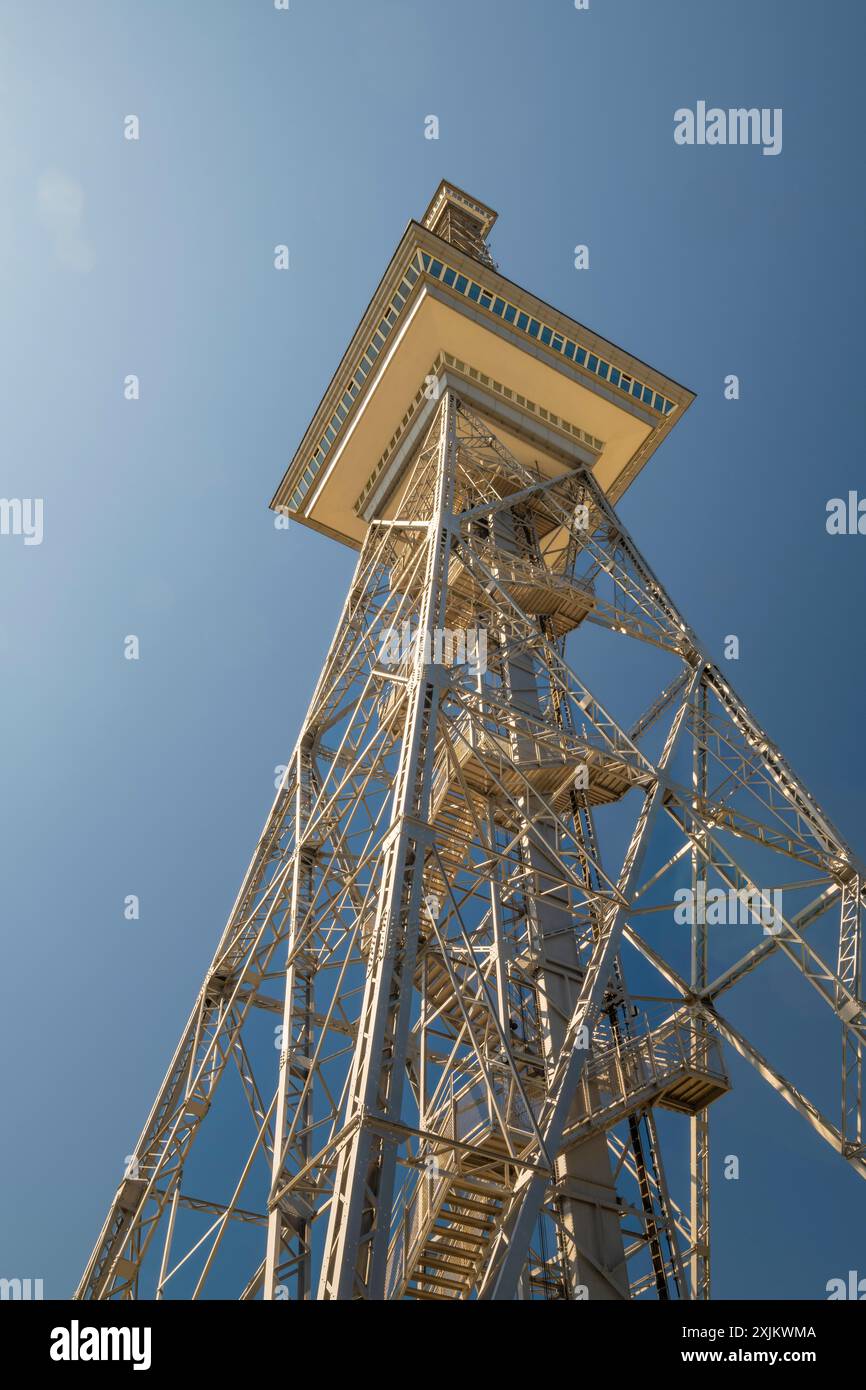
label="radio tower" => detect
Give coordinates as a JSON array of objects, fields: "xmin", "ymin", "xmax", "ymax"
[{"xmin": 78, "ymin": 184, "xmax": 864, "ymax": 1300}]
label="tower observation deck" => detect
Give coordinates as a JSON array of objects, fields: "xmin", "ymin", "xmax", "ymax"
[
  {"xmin": 77, "ymin": 183, "xmax": 865, "ymax": 1302},
  {"xmin": 271, "ymin": 180, "xmax": 693, "ymax": 547}
]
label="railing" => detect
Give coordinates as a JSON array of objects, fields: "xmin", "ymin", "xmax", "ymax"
[
  {"xmin": 385, "ymin": 1148, "xmax": 454, "ymax": 1298},
  {"xmin": 575, "ymin": 1015, "xmax": 727, "ymax": 1128},
  {"xmin": 390, "ymin": 535, "xmax": 595, "ymax": 607},
  {"xmin": 447, "ymin": 536, "xmax": 596, "ymax": 595},
  {"xmin": 430, "ymin": 699, "xmax": 583, "ymax": 798}
]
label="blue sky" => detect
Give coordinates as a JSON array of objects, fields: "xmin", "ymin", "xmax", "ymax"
[{"xmin": 1, "ymin": 0, "xmax": 864, "ymax": 1298}]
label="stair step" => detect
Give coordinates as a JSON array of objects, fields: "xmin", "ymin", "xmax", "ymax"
[
  {"xmin": 416, "ymin": 1249, "xmax": 475, "ymax": 1276},
  {"xmin": 434, "ymin": 1209, "xmax": 495, "ymax": 1233},
  {"xmin": 428, "ymin": 1227, "xmax": 486, "ymax": 1253},
  {"xmin": 410, "ymin": 1270, "xmax": 470, "ymax": 1293},
  {"xmin": 429, "ymin": 1233, "xmax": 486, "ymax": 1259},
  {"xmin": 445, "ymin": 1194, "xmax": 502, "ymax": 1216},
  {"xmin": 452, "ymin": 1176, "xmax": 510, "ymax": 1199},
  {"xmin": 442, "ymin": 1206, "xmax": 498, "ymax": 1229}
]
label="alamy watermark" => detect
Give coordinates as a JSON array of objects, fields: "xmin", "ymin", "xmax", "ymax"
[
  {"xmin": 674, "ymin": 885, "xmax": 783, "ymax": 935},
  {"xmin": 674, "ymin": 103, "xmax": 782, "ymax": 157},
  {"xmin": 826, "ymin": 1270, "xmax": 866, "ymax": 1299},
  {"xmin": 50, "ymin": 1322, "xmax": 151, "ymax": 1371},
  {"xmin": 0, "ymin": 1276, "xmax": 44, "ymax": 1299},
  {"xmin": 378, "ymin": 621, "xmax": 487, "ymax": 677},
  {"xmin": 826, "ymin": 492, "xmax": 866, "ymax": 535},
  {"xmin": 0, "ymin": 498, "xmax": 43, "ymax": 545}
]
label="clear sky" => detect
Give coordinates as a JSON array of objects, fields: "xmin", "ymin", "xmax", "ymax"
[{"xmin": 1, "ymin": 0, "xmax": 864, "ymax": 1299}]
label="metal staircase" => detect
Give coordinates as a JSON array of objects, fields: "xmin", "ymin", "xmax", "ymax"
[{"xmin": 386, "ymin": 1015, "xmax": 729, "ymax": 1299}]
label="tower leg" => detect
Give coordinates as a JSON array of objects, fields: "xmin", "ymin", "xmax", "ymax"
[
  {"xmin": 690, "ymin": 682, "xmax": 710, "ymax": 1299},
  {"xmin": 317, "ymin": 392, "xmax": 458, "ymax": 1299},
  {"xmin": 263, "ymin": 735, "xmax": 315, "ymax": 1299}
]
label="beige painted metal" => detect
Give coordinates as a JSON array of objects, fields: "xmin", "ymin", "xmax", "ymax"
[{"xmin": 76, "ymin": 188, "xmax": 865, "ymax": 1302}]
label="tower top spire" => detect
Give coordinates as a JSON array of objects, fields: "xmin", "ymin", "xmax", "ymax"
[{"xmin": 421, "ymin": 180, "xmax": 497, "ymax": 266}]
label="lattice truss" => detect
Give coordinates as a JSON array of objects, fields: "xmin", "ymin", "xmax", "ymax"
[{"xmin": 77, "ymin": 390, "xmax": 864, "ymax": 1301}]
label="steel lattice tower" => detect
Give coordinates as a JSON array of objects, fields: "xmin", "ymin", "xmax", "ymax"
[{"xmin": 78, "ymin": 184, "xmax": 864, "ymax": 1301}]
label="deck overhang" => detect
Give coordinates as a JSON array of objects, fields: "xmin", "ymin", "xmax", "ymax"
[{"xmin": 272, "ymin": 194, "xmax": 694, "ymax": 550}]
